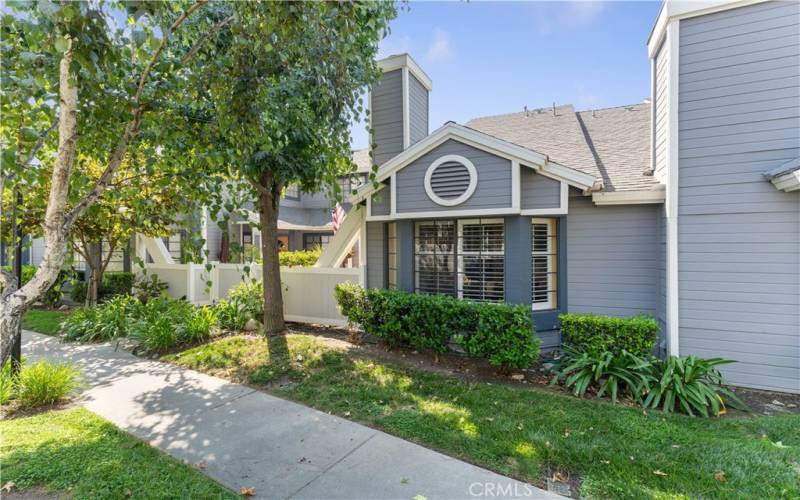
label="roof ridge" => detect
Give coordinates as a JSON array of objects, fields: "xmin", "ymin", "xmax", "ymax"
[
  {"xmin": 577, "ymin": 102, "xmax": 648, "ymax": 114},
  {"xmin": 467, "ymin": 104, "xmax": 575, "ymax": 123}
]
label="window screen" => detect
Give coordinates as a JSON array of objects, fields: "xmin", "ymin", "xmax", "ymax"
[
  {"xmin": 532, "ymin": 218, "xmax": 558, "ymax": 310},
  {"xmin": 414, "ymin": 219, "xmax": 504, "ymax": 301}
]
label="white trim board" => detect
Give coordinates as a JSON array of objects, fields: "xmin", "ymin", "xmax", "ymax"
[
  {"xmin": 665, "ymin": 20, "xmax": 681, "ymax": 358},
  {"xmin": 592, "ymin": 189, "xmax": 666, "ymax": 205},
  {"xmin": 402, "ymin": 66, "xmax": 410, "ymax": 149},
  {"xmin": 377, "ymin": 53, "xmax": 432, "ymax": 91},
  {"xmin": 389, "ymin": 207, "xmax": 521, "ymax": 220}
]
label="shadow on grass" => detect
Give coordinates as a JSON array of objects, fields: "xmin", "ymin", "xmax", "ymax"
[{"xmin": 0, "ymin": 408, "xmax": 235, "ymax": 500}]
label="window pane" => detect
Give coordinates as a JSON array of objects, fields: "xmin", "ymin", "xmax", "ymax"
[
  {"xmin": 415, "ymin": 219, "xmax": 503, "ymax": 301},
  {"xmin": 532, "ymin": 219, "xmax": 558, "ymax": 310}
]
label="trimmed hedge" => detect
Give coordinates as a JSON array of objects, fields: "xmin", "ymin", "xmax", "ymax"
[
  {"xmin": 335, "ymin": 283, "xmax": 539, "ymax": 369},
  {"xmin": 70, "ymin": 271, "xmax": 134, "ymax": 303},
  {"xmin": 279, "ymin": 248, "xmax": 321, "ymax": 267},
  {"xmin": 559, "ymin": 313, "xmax": 658, "ymax": 357}
]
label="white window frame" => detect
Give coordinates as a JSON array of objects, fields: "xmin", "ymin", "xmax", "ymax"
[
  {"xmin": 531, "ymin": 218, "xmax": 558, "ymax": 311},
  {"xmin": 457, "ymin": 218, "xmax": 504, "ymax": 301}
]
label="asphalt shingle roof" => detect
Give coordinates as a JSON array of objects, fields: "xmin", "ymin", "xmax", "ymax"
[{"xmin": 467, "ymin": 102, "xmax": 659, "ymax": 192}]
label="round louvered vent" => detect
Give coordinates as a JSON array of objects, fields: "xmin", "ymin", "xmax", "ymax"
[{"xmin": 424, "ymin": 155, "xmax": 478, "ymax": 206}]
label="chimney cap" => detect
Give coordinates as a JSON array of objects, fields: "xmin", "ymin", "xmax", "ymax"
[{"xmin": 376, "ymin": 53, "xmax": 432, "ymax": 91}]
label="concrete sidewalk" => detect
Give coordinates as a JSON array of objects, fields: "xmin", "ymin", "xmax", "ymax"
[{"xmin": 23, "ymin": 331, "xmax": 556, "ymax": 500}]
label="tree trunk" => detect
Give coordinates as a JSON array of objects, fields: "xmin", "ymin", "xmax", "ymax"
[
  {"xmin": 86, "ymin": 261, "xmax": 100, "ymax": 307},
  {"xmin": 257, "ymin": 174, "xmax": 284, "ymax": 334},
  {"xmin": 0, "ymin": 44, "xmax": 78, "ymax": 366}
]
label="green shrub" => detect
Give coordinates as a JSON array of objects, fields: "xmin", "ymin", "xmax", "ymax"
[
  {"xmin": 279, "ymin": 248, "xmax": 321, "ymax": 267},
  {"xmin": 644, "ymin": 355, "xmax": 746, "ymax": 417},
  {"xmin": 128, "ymin": 297, "xmax": 194, "ymax": 353},
  {"xmin": 334, "ymin": 283, "xmax": 539, "ymax": 369},
  {"xmin": 461, "ymin": 301, "xmax": 541, "ymax": 369},
  {"xmin": 62, "ymin": 295, "xmax": 142, "ymax": 342},
  {"xmin": 130, "ymin": 315, "xmax": 178, "ymax": 353},
  {"xmin": 0, "ymin": 358, "xmax": 19, "ymax": 405},
  {"xmin": 178, "ymin": 306, "xmax": 218, "ymax": 344},
  {"xmin": 103, "ymin": 272, "xmax": 134, "ymax": 296},
  {"xmin": 228, "ymin": 281, "xmax": 263, "ymax": 320},
  {"xmin": 559, "ymin": 313, "xmax": 658, "ymax": 357},
  {"xmin": 70, "ymin": 272, "xmax": 136, "ymax": 303},
  {"xmin": 552, "ymin": 346, "xmax": 654, "ymax": 403},
  {"xmin": 69, "ymin": 280, "xmax": 88, "ymax": 303},
  {"xmin": 215, "ymin": 299, "xmax": 248, "ymax": 331},
  {"xmin": 15, "ymin": 360, "xmax": 81, "ymax": 409},
  {"xmin": 133, "ymin": 274, "xmax": 169, "ymax": 303}
]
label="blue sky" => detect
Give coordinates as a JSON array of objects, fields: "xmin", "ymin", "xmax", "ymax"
[{"xmin": 350, "ymin": 0, "xmax": 662, "ymax": 149}]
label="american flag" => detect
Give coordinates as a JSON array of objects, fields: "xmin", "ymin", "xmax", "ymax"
[{"xmin": 331, "ymin": 202, "xmax": 345, "ymax": 233}]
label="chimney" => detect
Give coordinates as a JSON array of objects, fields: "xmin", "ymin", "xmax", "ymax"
[{"xmin": 370, "ymin": 54, "xmax": 432, "ymax": 166}]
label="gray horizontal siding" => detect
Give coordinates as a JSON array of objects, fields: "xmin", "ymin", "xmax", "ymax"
[
  {"xmin": 370, "ymin": 181, "xmax": 391, "ymax": 216},
  {"xmin": 372, "ymin": 69, "xmax": 404, "ymax": 166},
  {"xmin": 395, "ymin": 139, "xmax": 512, "ymax": 213},
  {"xmin": 521, "ymin": 168, "xmax": 561, "ymax": 210},
  {"xmin": 566, "ymin": 192, "xmax": 660, "ymax": 318},
  {"xmin": 366, "ymin": 222, "xmax": 385, "ymax": 289},
  {"xmin": 409, "ymin": 74, "xmax": 428, "ymax": 147},
  {"xmin": 678, "ymin": 0, "xmax": 800, "ymax": 393}
]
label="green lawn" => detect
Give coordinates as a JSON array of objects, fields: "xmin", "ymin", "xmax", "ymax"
[
  {"xmin": 0, "ymin": 407, "xmax": 236, "ymax": 499},
  {"xmin": 166, "ymin": 334, "xmax": 800, "ymax": 499},
  {"xmin": 22, "ymin": 309, "xmax": 70, "ymax": 335}
]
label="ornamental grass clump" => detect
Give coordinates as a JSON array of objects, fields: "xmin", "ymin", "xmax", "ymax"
[{"xmin": 1, "ymin": 359, "xmax": 82, "ymax": 409}]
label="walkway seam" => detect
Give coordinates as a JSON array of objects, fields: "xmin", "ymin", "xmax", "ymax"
[
  {"xmin": 285, "ymin": 432, "xmax": 378, "ymax": 499},
  {"xmin": 207, "ymin": 387, "xmax": 258, "ymax": 411}
]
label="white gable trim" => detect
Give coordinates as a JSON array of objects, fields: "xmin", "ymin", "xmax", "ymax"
[{"xmin": 350, "ymin": 122, "xmax": 600, "ymax": 204}]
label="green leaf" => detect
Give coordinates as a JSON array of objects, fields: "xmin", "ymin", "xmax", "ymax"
[{"xmin": 54, "ymin": 36, "xmax": 69, "ymax": 53}]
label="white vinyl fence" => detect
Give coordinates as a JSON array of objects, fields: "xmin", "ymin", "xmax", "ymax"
[{"xmin": 141, "ymin": 262, "xmax": 363, "ymax": 327}]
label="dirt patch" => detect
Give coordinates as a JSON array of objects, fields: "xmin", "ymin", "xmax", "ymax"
[
  {"xmin": 284, "ymin": 322, "xmax": 800, "ymax": 418},
  {"xmin": 0, "ymin": 401, "xmax": 78, "ymax": 420},
  {"xmin": 727, "ymin": 386, "xmax": 800, "ymax": 416},
  {"xmin": 1, "ymin": 486, "xmax": 70, "ymax": 499}
]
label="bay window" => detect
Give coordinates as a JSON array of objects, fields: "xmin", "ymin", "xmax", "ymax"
[{"xmin": 414, "ymin": 219, "xmax": 505, "ymax": 301}]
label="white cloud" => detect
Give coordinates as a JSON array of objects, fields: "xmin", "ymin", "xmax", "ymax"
[
  {"xmin": 527, "ymin": 1, "xmax": 608, "ymax": 35},
  {"xmin": 424, "ymin": 28, "xmax": 453, "ymax": 64},
  {"xmin": 560, "ymin": 1, "xmax": 607, "ymax": 28}
]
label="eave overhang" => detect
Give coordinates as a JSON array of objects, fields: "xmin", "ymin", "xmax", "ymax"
[{"xmin": 350, "ymin": 122, "xmax": 601, "ymax": 204}]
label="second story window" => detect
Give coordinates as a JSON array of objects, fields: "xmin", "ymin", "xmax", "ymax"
[{"xmin": 284, "ymin": 185, "xmax": 300, "ymax": 200}]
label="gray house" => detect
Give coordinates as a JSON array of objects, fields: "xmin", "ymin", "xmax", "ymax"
[{"xmin": 345, "ymin": 1, "xmax": 799, "ymax": 394}]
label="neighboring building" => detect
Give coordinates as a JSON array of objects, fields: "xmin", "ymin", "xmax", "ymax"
[{"xmin": 336, "ymin": 1, "xmax": 798, "ymax": 393}]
